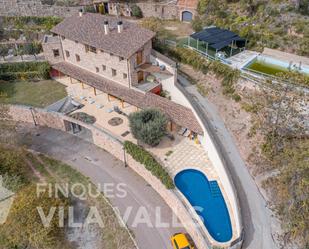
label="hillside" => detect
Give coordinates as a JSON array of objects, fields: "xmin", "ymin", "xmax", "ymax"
[{"xmin": 194, "ymin": 0, "xmax": 309, "ymax": 56}]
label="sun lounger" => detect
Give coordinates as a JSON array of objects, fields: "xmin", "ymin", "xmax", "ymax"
[
  {"xmin": 96, "ymin": 104, "xmax": 104, "ymax": 109},
  {"xmin": 183, "ymin": 130, "xmax": 190, "ymax": 137},
  {"xmin": 106, "ymin": 108, "xmax": 113, "ymax": 113},
  {"xmin": 89, "ymin": 100, "xmax": 95, "ymax": 104}
]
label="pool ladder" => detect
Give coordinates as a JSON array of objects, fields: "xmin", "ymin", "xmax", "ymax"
[{"xmin": 209, "ymin": 181, "xmax": 222, "ymax": 198}]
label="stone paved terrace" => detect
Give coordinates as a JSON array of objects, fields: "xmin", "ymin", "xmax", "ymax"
[
  {"xmin": 148, "ymin": 137, "xmax": 238, "ymax": 243},
  {"xmin": 56, "ymin": 76, "xmax": 138, "ymax": 142},
  {"xmin": 149, "ymin": 138, "xmax": 218, "ymax": 180}
]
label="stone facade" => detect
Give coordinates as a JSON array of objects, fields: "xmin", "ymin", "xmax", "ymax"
[
  {"xmin": 0, "ymin": 0, "xmax": 196, "ymax": 21},
  {"xmin": 42, "ymin": 36, "xmax": 64, "ymax": 65},
  {"xmin": 0, "ymin": 0, "xmax": 82, "ymax": 17},
  {"xmin": 43, "ymin": 34, "xmax": 153, "ymax": 87},
  {"xmin": 107, "ymin": 2, "xmax": 196, "ymax": 21}
]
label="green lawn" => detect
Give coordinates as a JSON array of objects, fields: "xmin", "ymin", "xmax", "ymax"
[{"xmin": 0, "ymin": 80, "xmax": 67, "ymax": 108}]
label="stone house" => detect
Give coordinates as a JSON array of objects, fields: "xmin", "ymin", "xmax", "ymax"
[
  {"xmin": 42, "ymin": 12, "xmax": 203, "ymax": 135},
  {"xmin": 93, "ymin": 0, "xmax": 198, "ymax": 22}
]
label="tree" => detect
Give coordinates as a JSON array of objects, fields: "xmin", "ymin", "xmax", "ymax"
[
  {"xmin": 242, "ymin": 75, "xmax": 309, "ymax": 247},
  {"xmin": 129, "ymin": 108, "xmax": 167, "ymax": 146},
  {"xmin": 131, "ymin": 4, "xmax": 143, "ymax": 18},
  {"xmin": 38, "ymin": 62, "xmax": 51, "ymax": 79},
  {"xmin": 23, "ymin": 42, "xmax": 42, "ymax": 60}
]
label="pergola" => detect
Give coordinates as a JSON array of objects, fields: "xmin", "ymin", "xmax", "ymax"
[{"xmin": 187, "ymin": 27, "xmax": 247, "ymax": 59}]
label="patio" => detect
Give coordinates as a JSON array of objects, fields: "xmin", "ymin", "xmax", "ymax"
[
  {"xmin": 53, "ymin": 76, "xmax": 237, "ymax": 242},
  {"xmin": 57, "ymin": 76, "xmax": 138, "ymax": 142}
]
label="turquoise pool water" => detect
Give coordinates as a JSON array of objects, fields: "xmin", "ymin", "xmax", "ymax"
[{"xmin": 174, "ymin": 169, "xmax": 232, "ymax": 243}]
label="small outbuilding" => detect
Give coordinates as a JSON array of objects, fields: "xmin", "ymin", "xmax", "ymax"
[{"xmin": 187, "ymin": 27, "xmax": 248, "ymax": 58}]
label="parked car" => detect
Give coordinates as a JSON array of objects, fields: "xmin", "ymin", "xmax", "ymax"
[{"xmin": 170, "ymin": 233, "xmax": 194, "ymax": 249}]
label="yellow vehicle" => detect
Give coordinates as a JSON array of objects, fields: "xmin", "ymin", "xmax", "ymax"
[{"xmin": 170, "ymin": 233, "xmax": 194, "ymax": 249}]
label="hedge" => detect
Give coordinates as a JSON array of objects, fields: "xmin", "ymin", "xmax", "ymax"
[
  {"xmin": 0, "ymin": 61, "xmax": 51, "ymax": 81},
  {"xmin": 124, "ymin": 141, "xmax": 175, "ymax": 189}
]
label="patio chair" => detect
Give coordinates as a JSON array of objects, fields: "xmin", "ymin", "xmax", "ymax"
[{"xmin": 178, "ymin": 127, "xmax": 187, "ymax": 136}]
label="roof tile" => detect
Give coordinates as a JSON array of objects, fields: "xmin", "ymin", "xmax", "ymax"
[{"xmin": 51, "ymin": 13, "xmax": 155, "ymax": 58}]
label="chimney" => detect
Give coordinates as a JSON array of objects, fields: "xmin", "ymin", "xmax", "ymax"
[
  {"xmin": 104, "ymin": 20, "xmax": 109, "ymax": 35},
  {"xmin": 117, "ymin": 21, "xmax": 123, "ymax": 33},
  {"xmin": 79, "ymin": 9, "xmax": 83, "ymax": 17}
]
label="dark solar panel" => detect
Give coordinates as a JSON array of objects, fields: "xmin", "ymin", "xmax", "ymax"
[{"xmin": 190, "ymin": 27, "xmax": 246, "ymax": 50}]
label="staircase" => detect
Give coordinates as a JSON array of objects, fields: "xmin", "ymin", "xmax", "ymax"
[
  {"xmin": 58, "ymin": 97, "xmax": 73, "ymax": 114},
  {"xmin": 209, "ymin": 181, "xmax": 222, "ymax": 198}
]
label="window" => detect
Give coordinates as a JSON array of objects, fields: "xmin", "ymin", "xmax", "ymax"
[
  {"xmin": 102, "ymin": 65, "xmax": 106, "ymax": 71},
  {"xmin": 95, "ymin": 67, "xmax": 99, "ymax": 73},
  {"xmin": 123, "ymin": 73, "xmax": 127, "ymax": 79},
  {"xmin": 89, "ymin": 46, "xmax": 97, "ymax": 53},
  {"xmin": 119, "ymin": 56, "xmax": 124, "ymax": 61},
  {"xmin": 75, "ymin": 54, "xmax": 80, "ymax": 62},
  {"xmin": 53, "ymin": 49, "xmax": 60, "ymax": 57},
  {"xmin": 110, "ymin": 53, "xmax": 113, "ymax": 57},
  {"xmin": 65, "ymin": 50, "xmax": 70, "ymax": 58},
  {"xmin": 100, "ymin": 49, "xmax": 104, "ymax": 53},
  {"xmin": 112, "ymin": 69, "xmax": 117, "ymax": 76},
  {"xmin": 61, "ymin": 36, "xmax": 65, "ymax": 40},
  {"xmin": 85, "ymin": 45, "xmax": 97, "ymax": 53},
  {"xmin": 75, "ymin": 40, "xmax": 78, "ymax": 44}
]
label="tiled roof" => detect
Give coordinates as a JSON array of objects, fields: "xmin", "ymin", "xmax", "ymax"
[
  {"xmin": 52, "ymin": 62, "xmax": 203, "ymax": 134},
  {"xmin": 51, "ymin": 13, "xmax": 155, "ymax": 58}
]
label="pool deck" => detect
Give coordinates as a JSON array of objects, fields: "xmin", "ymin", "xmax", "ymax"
[
  {"xmin": 148, "ymin": 138, "xmax": 239, "ymax": 245},
  {"xmin": 228, "ymin": 50, "xmax": 259, "ymax": 69},
  {"xmin": 263, "ymin": 47, "xmax": 309, "ymax": 67}
]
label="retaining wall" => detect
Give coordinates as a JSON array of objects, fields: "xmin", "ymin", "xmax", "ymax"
[
  {"xmin": 175, "ymin": 83, "xmax": 244, "ymax": 249},
  {"xmin": 1, "ymin": 104, "xmax": 209, "ymax": 249},
  {"xmin": 0, "ymin": 0, "xmax": 82, "ymax": 17}
]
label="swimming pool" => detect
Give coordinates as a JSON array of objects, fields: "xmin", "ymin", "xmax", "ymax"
[
  {"xmin": 243, "ymin": 55, "xmax": 309, "ymax": 76},
  {"xmin": 174, "ymin": 169, "xmax": 232, "ymax": 243}
]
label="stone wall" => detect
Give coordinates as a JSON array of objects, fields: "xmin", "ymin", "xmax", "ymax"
[
  {"xmin": 108, "ymin": 2, "xmax": 196, "ymax": 21},
  {"xmin": 42, "ymin": 36, "xmax": 65, "ymax": 65},
  {"xmin": 1, "ymin": 104, "xmax": 210, "ymax": 249},
  {"xmin": 0, "ymin": 0, "xmax": 82, "ymax": 17},
  {"xmin": 135, "ymin": 2, "xmax": 179, "ymax": 20}
]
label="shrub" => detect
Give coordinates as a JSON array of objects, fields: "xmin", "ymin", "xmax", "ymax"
[
  {"xmin": 0, "ymin": 146, "xmax": 29, "ymax": 184},
  {"xmin": 0, "ymin": 61, "xmax": 51, "ymax": 81},
  {"xmin": 124, "ymin": 141, "xmax": 175, "ymax": 189},
  {"xmin": 69, "ymin": 112, "xmax": 96, "ymax": 124},
  {"xmin": 140, "ymin": 17, "xmax": 162, "ymax": 33},
  {"xmin": 131, "ymin": 4, "xmax": 143, "ymax": 18},
  {"xmin": 129, "ymin": 109, "xmax": 167, "ymax": 146}
]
